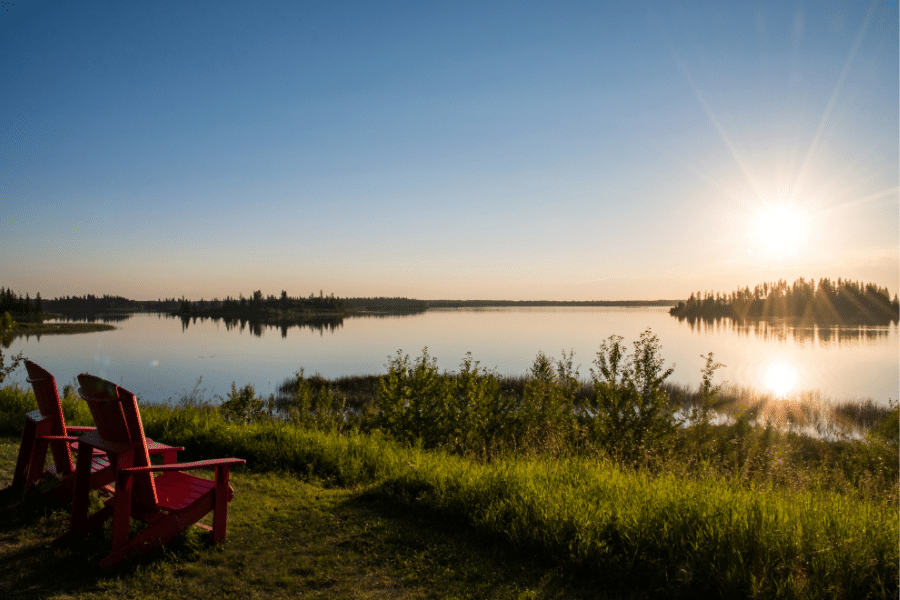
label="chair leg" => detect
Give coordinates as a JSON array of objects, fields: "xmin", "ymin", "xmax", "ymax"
[
  {"xmin": 111, "ymin": 472, "xmax": 134, "ymax": 552},
  {"xmin": 100, "ymin": 488, "xmax": 214, "ymax": 569},
  {"xmin": 161, "ymin": 448, "xmax": 178, "ymax": 464},
  {"xmin": 212, "ymin": 464, "xmax": 231, "ymax": 544},
  {"xmin": 69, "ymin": 443, "xmax": 99, "ymax": 535},
  {"xmin": 25, "ymin": 437, "xmax": 50, "ymax": 491},
  {"xmin": 12, "ymin": 419, "xmax": 39, "ymax": 488}
]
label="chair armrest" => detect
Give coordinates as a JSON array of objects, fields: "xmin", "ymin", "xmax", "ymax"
[
  {"xmin": 146, "ymin": 439, "xmax": 185, "ymax": 453},
  {"xmin": 121, "ymin": 458, "xmax": 246, "ymax": 474},
  {"xmin": 39, "ymin": 435, "xmax": 79, "ymax": 443},
  {"xmin": 64, "ymin": 426, "xmax": 95, "ymax": 434}
]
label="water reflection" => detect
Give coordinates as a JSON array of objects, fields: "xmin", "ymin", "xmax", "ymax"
[
  {"xmin": 675, "ymin": 314, "xmax": 893, "ymax": 346},
  {"xmin": 8, "ymin": 307, "xmax": 895, "ymax": 406},
  {"xmin": 170, "ymin": 313, "xmax": 347, "ymax": 337},
  {"xmin": 760, "ymin": 360, "xmax": 799, "ymax": 399},
  {"xmin": 51, "ymin": 312, "xmax": 133, "ymax": 324},
  {"xmin": 172, "ymin": 309, "xmax": 432, "ymax": 338}
]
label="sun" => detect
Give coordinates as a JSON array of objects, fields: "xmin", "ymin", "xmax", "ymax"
[{"xmin": 749, "ymin": 203, "xmax": 810, "ymax": 261}]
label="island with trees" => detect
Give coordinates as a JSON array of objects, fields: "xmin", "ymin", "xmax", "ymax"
[
  {"xmin": 669, "ymin": 278, "xmax": 900, "ymax": 325},
  {"xmin": 0, "ymin": 288, "xmax": 115, "ymax": 343}
]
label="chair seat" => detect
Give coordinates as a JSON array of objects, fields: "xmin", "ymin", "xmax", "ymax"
[{"xmin": 47, "ymin": 448, "xmax": 111, "ymax": 480}]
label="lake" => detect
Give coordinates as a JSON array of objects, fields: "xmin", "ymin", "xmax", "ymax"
[{"xmin": 4, "ymin": 307, "xmax": 897, "ymax": 406}]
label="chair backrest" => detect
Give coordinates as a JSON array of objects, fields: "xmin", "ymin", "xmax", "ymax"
[
  {"xmin": 77, "ymin": 374, "xmax": 157, "ymax": 509},
  {"xmin": 25, "ymin": 360, "xmax": 73, "ymax": 473},
  {"xmin": 77, "ymin": 374, "xmax": 131, "ymax": 443}
]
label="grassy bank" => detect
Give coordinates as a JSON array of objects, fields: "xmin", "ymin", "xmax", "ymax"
[
  {"xmin": 2, "ymin": 321, "xmax": 115, "ymax": 339},
  {"xmin": 1, "ymin": 312, "xmax": 115, "ymax": 347},
  {"xmin": 0, "ymin": 379, "xmax": 897, "ymax": 598}
]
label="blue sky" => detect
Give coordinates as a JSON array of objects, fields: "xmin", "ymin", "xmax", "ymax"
[{"xmin": 2, "ymin": 0, "xmax": 897, "ymax": 300}]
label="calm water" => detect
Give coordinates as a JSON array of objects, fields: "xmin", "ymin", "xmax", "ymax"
[{"xmin": 5, "ymin": 307, "xmax": 898, "ymax": 406}]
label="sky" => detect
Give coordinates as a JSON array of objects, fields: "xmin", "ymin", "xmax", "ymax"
[{"xmin": 1, "ymin": 0, "xmax": 897, "ymax": 301}]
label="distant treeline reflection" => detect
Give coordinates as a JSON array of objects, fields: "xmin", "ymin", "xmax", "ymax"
[
  {"xmin": 50, "ymin": 312, "xmax": 132, "ymax": 324},
  {"xmin": 171, "ymin": 313, "xmax": 345, "ymax": 337},
  {"xmin": 173, "ymin": 308, "xmax": 429, "ymax": 338},
  {"xmin": 670, "ymin": 277, "xmax": 899, "ymax": 326},
  {"xmin": 679, "ymin": 314, "xmax": 893, "ymax": 345},
  {"xmin": 168, "ymin": 293, "xmax": 430, "ymax": 337}
]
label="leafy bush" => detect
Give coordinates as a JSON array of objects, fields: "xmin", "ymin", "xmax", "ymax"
[
  {"xmin": 0, "ymin": 383, "xmax": 36, "ymax": 435},
  {"xmin": 219, "ymin": 383, "xmax": 270, "ymax": 424},
  {"xmin": 277, "ymin": 368, "xmax": 349, "ymax": 432},
  {"xmin": 375, "ymin": 348, "xmax": 588, "ymax": 457},
  {"xmin": 588, "ymin": 329, "xmax": 676, "ymax": 461},
  {"xmin": 376, "ymin": 348, "xmax": 453, "ymax": 447},
  {"xmin": 516, "ymin": 350, "xmax": 581, "ymax": 456},
  {"xmin": 0, "ymin": 348, "xmax": 23, "ymax": 385}
]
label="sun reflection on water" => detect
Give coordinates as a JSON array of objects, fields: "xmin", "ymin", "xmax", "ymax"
[{"xmin": 761, "ymin": 360, "xmax": 799, "ymax": 399}]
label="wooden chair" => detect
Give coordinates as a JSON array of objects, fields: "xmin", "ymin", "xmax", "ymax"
[
  {"xmin": 68, "ymin": 373, "xmax": 245, "ymax": 568},
  {"xmin": 12, "ymin": 360, "xmax": 180, "ymax": 497}
]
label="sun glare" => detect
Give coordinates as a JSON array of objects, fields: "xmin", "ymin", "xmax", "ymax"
[
  {"xmin": 749, "ymin": 203, "xmax": 810, "ymax": 261},
  {"xmin": 761, "ymin": 360, "xmax": 799, "ymax": 399}
]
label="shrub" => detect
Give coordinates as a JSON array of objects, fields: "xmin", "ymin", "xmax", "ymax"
[
  {"xmin": 517, "ymin": 350, "xmax": 581, "ymax": 455},
  {"xmin": 588, "ymin": 329, "xmax": 676, "ymax": 461},
  {"xmin": 376, "ymin": 348, "xmax": 453, "ymax": 447},
  {"xmin": 278, "ymin": 368, "xmax": 349, "ymax": 432},
  {"xmin": 0, "ymin": 348, "xmax": 23, "ymax": 385},
  {"xmin": 219, "ymin": 382, "xmax": 270, "ymax": 424}
]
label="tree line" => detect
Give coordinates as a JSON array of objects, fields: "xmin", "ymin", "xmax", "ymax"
[
  {"xmin": 6, "ymin": 289, "xmax": 431, "ymax": 319},
  {"xmin": 176, "ymin": 290, "xmax": 345, "ymax": 316},
  {"xmin": 0, "ymin": 288, "xmax": 43, "ymax": 318},
  {"xmin": 43, "ymin": 294, "xmax": 135, "ymax": 312},
  {"xmin": 670, "ymin": 278, "xmax": 900, "ymax": 325},
  {"xmin": 425, "ymin": 299, "xmax": 676, "ymax": 308}
]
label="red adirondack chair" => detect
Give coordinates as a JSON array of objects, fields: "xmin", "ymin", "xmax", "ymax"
[
  {"xmin": 68, "ymin": 373, "xmax": 245, "ymax": 568},
  {"xmin": 12, "ymin": 360, "xmax": 180, "ymax": 497}
]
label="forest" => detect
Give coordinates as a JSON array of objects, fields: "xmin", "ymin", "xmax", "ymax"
[
  {"xmin": 0, "ymin": 288, "xmax": 44, "ymax": 320},
  {"xmin": 669, "ymin": 277, "xmax": 900, "ymax": 325}
]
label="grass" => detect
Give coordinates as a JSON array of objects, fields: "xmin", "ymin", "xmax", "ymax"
[{"xmin": 1, "ymin": 418, "xmax": 896, "ymax": 598}]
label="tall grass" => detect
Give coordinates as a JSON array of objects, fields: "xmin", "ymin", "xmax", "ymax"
[
  {"xmin": 0, "ymin": 382, "xmax": 94, "ymax": 435},
  {"xmin": 373, "ymin": 454, "xmax": 897, "ymax": 597},
  {"xmin": 134, "ymin": 407, "xmax": 900, "ymax": 597}
]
